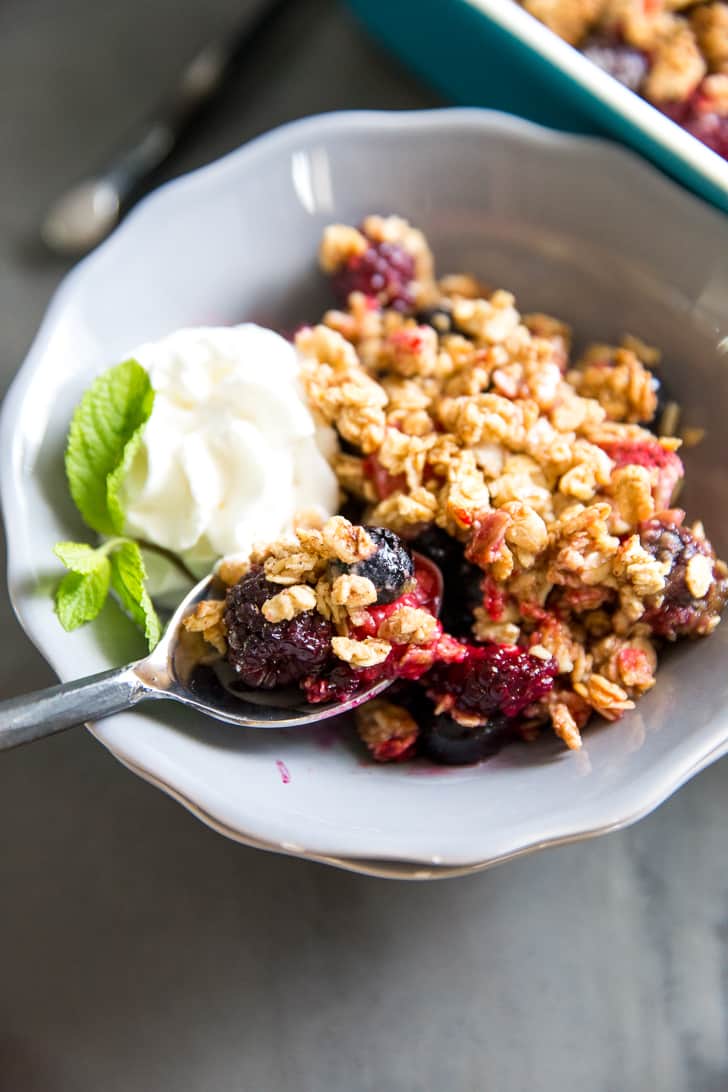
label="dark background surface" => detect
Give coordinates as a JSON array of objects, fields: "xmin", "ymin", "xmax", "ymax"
[{"xmin": 1, "ymin": 2, "xmax": 727, "ymax": 1089}]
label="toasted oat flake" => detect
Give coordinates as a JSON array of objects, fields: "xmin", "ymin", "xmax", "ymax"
[
  {"xmin": 686, "ymin": 553, "xmax": 714, "ymax": 599},
  {"xmin": 262, "ymin": 584, "xmax": 317, "ymax": 623},
  {"xmin": 331, "ymin": 573, "xmax": 378, "ymax": 609},
  {"xmin": 183, "ymin": 599, "xmax": 227, "ymax": 654},
  {"xmin": 377, "ymin": 606, "xmax": 439, "ymax": 646},
  {"xmin": 331, "ymin": 636, "xmax": 391, "ymax": 667},
  {"xmin": 550, "ymin": 702, "xmax": 583, "ymax": 750}
]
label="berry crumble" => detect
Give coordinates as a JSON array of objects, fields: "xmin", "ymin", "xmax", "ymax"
[
  {"xmin": 184, "ymin": 214, "xmax": 727, "ymax": 765},
  {"xmin": 520, "ymin": 0, "xmax": 728, "ymax": 161}
]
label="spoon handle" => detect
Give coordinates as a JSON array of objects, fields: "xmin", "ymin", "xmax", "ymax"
[
  {"xmin": 0, "ymin": 665, "xmax": 153, "ymax": 751},
  {"xmin": 93, "ymin": 0, "xmax": 294, "ymax": 203}
]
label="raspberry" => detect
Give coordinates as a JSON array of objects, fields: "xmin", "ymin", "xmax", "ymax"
[
  {"xmin": 581, "ymin": 37, "xmax": 648, "ymax": 92},
  {"xmin": 599, "ymin": 438, "xmax": 684, "ymax": 509},
  {"xmin": 427, "ymin": 644, "xmax": 557, "ymax": 721},
  {"xmin": 639, "ymin": 518, "xmax": 728, "ymax": 638},
  {"xmin": 362, "ymin": 454, "xmax": 407, "ymax": 500},
  {"xmin": 225, "ymin": 567, "xmax": 333, "ymax": 689},
  {"xmin": 330, "ymin": 240, "xmax": 415, "ymax": 313}
]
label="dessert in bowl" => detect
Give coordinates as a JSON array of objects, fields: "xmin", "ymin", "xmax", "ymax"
[{"xmin": 3, "ymin": 110, "xmax": 728, "ymax": 875}]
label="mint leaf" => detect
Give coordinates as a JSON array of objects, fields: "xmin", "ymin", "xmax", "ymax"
[
  {"xmin": 52, "ymin": 536, "xmax": 160, "ymax": 648},
  {"xmin": 106, "ymin": 421, "xmax": 147, "ymax": 534},
  {"xmin": 53, "ymin": 540, "xmax": 107, "ymax": 574},
  {"xmin": 65, "ymin": 359, "xmax": 154, "ymax": 535},
  {"xmin": 109, "ymin": 539, "xmax": 161, "ymax": 650},
  {"xmin": 54, "ymin": 553, "xmax": 111, "ymax": 631}
]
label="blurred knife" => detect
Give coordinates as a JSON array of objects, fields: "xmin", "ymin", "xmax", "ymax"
[{"xmin": 42, "ymin": 0, "xmax": 292, "ymax": 257}]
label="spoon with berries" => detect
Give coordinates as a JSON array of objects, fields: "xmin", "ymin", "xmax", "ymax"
[{"xmin": 0, "ymin": 521, "xmax": 444, "ymax": 751}]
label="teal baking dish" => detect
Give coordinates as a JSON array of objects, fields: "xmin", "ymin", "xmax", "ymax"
[{"xmin": 348, "ymin": 0, "xmax": 728, "ymax": 213}]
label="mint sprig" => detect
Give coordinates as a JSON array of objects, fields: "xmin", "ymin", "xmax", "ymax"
[{"xmin": 52, "ymin": 359, "xmax": 162, "ymax": 650}]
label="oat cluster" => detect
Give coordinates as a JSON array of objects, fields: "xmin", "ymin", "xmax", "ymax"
[
  {"xmin": 521, "ymin": 0, "xmax": 728, "ymax": 110},
  {"xmin": 296, "ymin": 215, "xmax": 727, "ymax": 749},
  {"xmin": 185, "ymin": 514, "xmax": 433, "ymax": 670}
]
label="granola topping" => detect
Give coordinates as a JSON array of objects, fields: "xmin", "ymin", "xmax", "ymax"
[{"xmin": 184, "ymin": 217, "xmax": 725, "ymax": 764}]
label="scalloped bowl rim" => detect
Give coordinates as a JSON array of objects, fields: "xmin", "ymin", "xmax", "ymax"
[{"xmin": 2, "ymin": 108, "xmax": 727, "ymax": 879}]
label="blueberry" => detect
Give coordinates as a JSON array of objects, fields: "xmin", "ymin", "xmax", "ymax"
[
  {"xmin": 420, "ymin": 712, "xmax": 513, "ymax": 765},
  {"xmin": 410, "ymin": 525, "xmax": 481, "ymax": 636},
  {"xmin": 328, "ymin": 525, "xmax": 414, "ymax": 605}
]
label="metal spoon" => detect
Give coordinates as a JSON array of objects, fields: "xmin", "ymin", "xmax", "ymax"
[
  {"xmin": 0, "ymin": 555, "xmax": 443, "ymax": 751},
  {"xmin": 41, "ymin": 0, "xmax": 293, "ymax": 256}
]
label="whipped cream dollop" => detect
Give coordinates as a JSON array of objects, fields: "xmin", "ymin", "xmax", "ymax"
[{"xmin": 121, "ymin": 324, "xmax": 339, "ymax": 578}]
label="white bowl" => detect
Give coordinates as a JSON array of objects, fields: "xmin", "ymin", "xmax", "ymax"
[{"xmin": 3, "ymin": 109, "xmax": 728, "ymax": 878}]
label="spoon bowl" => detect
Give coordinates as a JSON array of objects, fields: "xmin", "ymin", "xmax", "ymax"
[{"xmin": 0, "ymin": 553, "xmax": 442, "ymax": 750}]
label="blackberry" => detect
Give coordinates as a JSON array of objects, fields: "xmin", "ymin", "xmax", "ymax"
[
  {"xmin": 581, "ymin": 36, "xmax": 648, "ymax": 92},
  {"xmin": 639, "ymin": 519, "xmax": 728, "ymax": 639},
  {"xmin": 428, "ymin": 643, "xmax": 557, "ymax": 720},
  {"xmin": 225, "ymin": 567, "xmax": 333, "ymax": 689},
  {"xmin": 330, "ymin": 240, "xmax": 415, "ymax": 313},
  {"xmin": 328, "ymin": 525, "xmax": 414, "ymax": 605}
]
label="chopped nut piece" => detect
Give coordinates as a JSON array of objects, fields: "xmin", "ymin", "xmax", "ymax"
[
  {"xmin": 217, "ymin": 556, "xmax": 250, "ymax": 586},
  {"xmin": 613, "ymin": 534, "xmax": 669, "ymax": 598},
  {"xmin": 522, "ymin": 0, "xmax": 604, "ymax": 44}
]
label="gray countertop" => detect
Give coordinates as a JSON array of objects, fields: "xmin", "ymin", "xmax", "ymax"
[{"xmin": 1, "ymin": 2, "xmax": 726, "ymax": 1090}]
